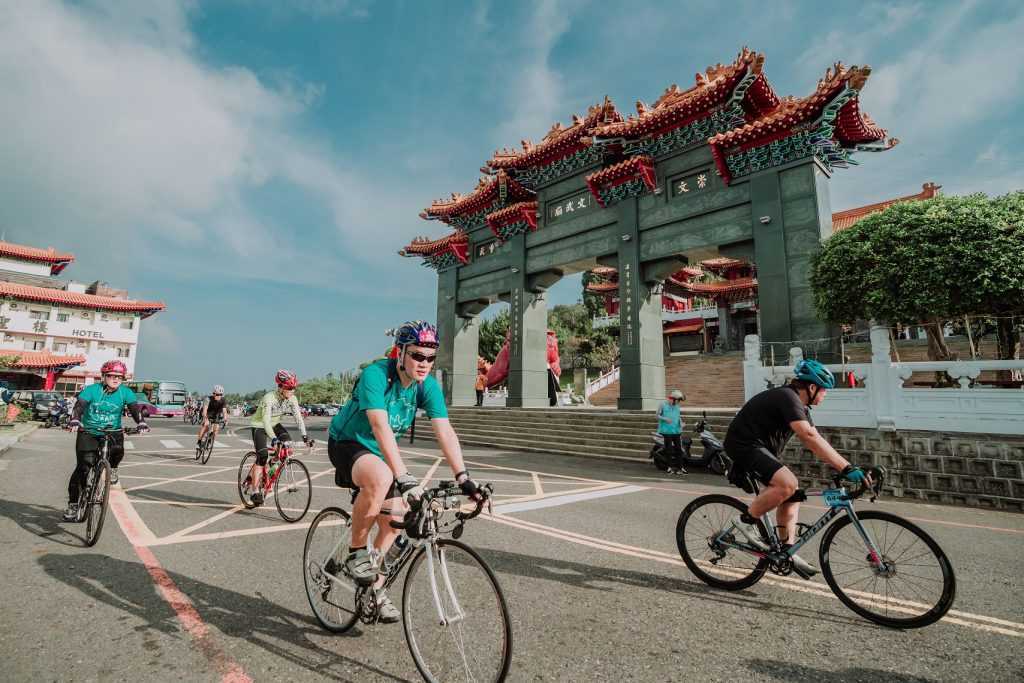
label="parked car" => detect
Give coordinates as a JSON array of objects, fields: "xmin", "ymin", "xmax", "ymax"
[
  {"xmin": 122, "ymin": 392, "xmax": 158, "ymax": 419},
  {"xmin": 31, "ymin": 391, "xmax": 64, "ymax": 420},
  {"xmin": 11, "ymin": 390, "xmax": 35, "ymax": 409},
  {"xmin": 324, "ymin": 405, "xmax": 339, "ymax": 416}
]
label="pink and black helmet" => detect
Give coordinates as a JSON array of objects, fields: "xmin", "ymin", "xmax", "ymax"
[
  {"xmin": 275, "ymin": 369, "xmax": 298, "ymax": 389},
  {"xmin": 100, "ymin": 360, "xmax": 128, "ymax": 377}
]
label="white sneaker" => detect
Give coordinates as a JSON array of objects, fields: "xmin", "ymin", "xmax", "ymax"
[
  {"xmin": 730, "ymin": 514, "xmax": 769, "ymax": 552},
  {"xmin": 110, "ymin": 468, "xmax": 119, "ymax": 485}
]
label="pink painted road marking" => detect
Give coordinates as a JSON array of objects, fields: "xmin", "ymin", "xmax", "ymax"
[{"xmin": 109, "ymin": 488, "xmax": 253, "ymax": 683}]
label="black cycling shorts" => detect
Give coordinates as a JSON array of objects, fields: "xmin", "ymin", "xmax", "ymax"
[
  {"xmin": 730, "ymin": 446, "xmax": 787, "ymax": 488},
  {"xmin": 327, "ymin": 438, "xmax": 401, "ymax": 500},
  {"xmin": 252, "ymin": 424, "xmax": 290, "ymax": 465}
]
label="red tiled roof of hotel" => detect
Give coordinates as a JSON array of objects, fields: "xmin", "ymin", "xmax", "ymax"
[
  {"xmin": 0, "ymin": 241, "xmax": 75, "ymax": 274},
  {"xmin": 486, "ymin": 97, "xmax": 622, "ymax": 170},
  {"xmin": 832, "ymin": 183, "xmax": 940, "ymax": 232},
  {"xmin": 0, "ymin": 282, "xmax": 165, "ymax": 317},
  {"xmin": 399, "ymin": 230, "xmax": 469, "ymax": 257},
  {"xmin": 663, "ymin": 320, "xmax": 705, "ymax": 335},
  {"xmin": 592, "ymin": 47, "xmax": 778, "ymax": 139},
  {"xmin": 0, "ymin": 350, "xmax": 87, "ymax": 369},
  {"xmin": 420, "ymin": 171, "xmax": 534, "ymax": 222}
]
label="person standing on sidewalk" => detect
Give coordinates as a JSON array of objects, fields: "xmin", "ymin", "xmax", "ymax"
[
  {"xmin": 657, "ymin": 389, "xmax": 686, "ymax": 475},
  {"xmin": 475, "ymin": 365, "xmax": 487, "ymax": 407}
]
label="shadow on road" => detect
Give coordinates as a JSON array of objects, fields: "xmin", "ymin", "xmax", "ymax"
[
  {"xmin": 745, "ymin": 658, "xmax": 936, "ymax": 682},
  {"xmin": 474, "ymin": 546, "xmax": 876, "ymax": 631},
  {"xmin": 0, "ymin": 497, "xmax": 88, "ymax": 547},
  {"xmin": 35, "ymin": 549, "xmax": 411, "ymax": 682}
]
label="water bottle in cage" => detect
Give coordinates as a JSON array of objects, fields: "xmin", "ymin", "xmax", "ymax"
[{"xmin": 383, "ymin": 534, "xmax": 409, "ymax": 569}]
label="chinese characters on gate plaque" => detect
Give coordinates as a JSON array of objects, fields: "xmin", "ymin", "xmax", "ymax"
[
  {"xmin": 476, "ymin": 240, "xmax": 499, "ymax": 259},
  {"xmin": 622, "ymin": 262, "xmax": 634, "ymax": 347},
  {"xmin": 671, "ymin": 170, "xmax": 711, "ymax": 200},
  {"xmin": 547, "ymin": 192, "xmax": 595, "ymax": 223}
]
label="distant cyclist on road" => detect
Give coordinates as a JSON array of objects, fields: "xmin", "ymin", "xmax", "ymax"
[
  {"xmin": 723, "ymin": 358, "xmax": 868, "ymax": 577},
  {"xmin": 327, "ymin": 320, "xmax": 482, "ymax": 623},
  {"xmin": 196, "ymin": 385, "xmax": 229, "ymax": 449},
  {"xmin": 63, "ymin": 360, "xmax": 150, "ymax": 521},
  {"xmin": 246, "ymin": 370, "xmax": 312, "ymax": 506}
]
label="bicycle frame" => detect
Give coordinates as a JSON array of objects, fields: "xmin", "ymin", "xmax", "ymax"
[
  {"xmin": 249, "ymin": 444, "xmax": 292, "ymax": 494},
  {"xmin": 717, "ymin": 487, "xmax": 888, "ymax": 570}
]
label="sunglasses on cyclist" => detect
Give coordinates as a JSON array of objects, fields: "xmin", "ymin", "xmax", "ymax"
[{"xmin": 407, "ymin": 351, "xmax": 437, "ymax": 364}]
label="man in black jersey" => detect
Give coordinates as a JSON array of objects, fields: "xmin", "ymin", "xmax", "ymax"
[
  {"xmin": 197, "ymin": 385, "xmax": 229, "ymax": 448},
  {"xmin": 724, "ymin": 359, "xmax": 868, "ymax": 577}
]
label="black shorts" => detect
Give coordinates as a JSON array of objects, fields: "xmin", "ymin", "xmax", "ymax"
[
  {"xmin": 252, "ymin": 425, "xmax": 290, "ymax": 465},
  {"xmin": 730, "ymin": 446, "xmax": 786, "ymax": 488},
  {"xmin": 327, "ymin": 438, "xmax": 401, "ymax": 500}
]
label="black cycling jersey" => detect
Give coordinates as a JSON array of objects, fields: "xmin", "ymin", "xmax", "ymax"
[
  {"xmin": 724, "ymin": 385, "xmax": 811, "ymax": 458},
  {"xmin": 205, "ymin": 396, "xmax": 227, "ymax": 420}
]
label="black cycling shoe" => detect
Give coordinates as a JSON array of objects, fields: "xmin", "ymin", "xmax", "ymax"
[{"xmin": 251, "ymin": 492, "xmax": 264, "ymax": 507}]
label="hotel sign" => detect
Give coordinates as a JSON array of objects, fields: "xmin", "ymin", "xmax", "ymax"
[{"xmin": 72, "ymin": 329, "xmax": 104, "ymax": 339}]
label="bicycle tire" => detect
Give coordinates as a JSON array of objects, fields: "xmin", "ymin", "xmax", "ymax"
[
  {"xmin": 302, "ymin": 506, "xmax": 360, "ymax": 633},
  {"xmin": 274, "ymin": 458, "xmax": 311, "ymax": 523},
  {"xmin": 84, "ymin": 461, "xmax": 111, "ymax": 547},
  {"xmin": 402, "ymin": 539, "xmax": 513, "ymax": 683},
  {"xmin": 200, "ymin": 434, "xmax": 214, "ymax": 465},
  {"xmin": 237, "ymin": 452, "xmax": 260, "ymax": 508},
  {"xmin": 819, "ymin": 510, "xmax": 956, "ymax": 629},
  {"xmin": 676, "ymin": 494, "xmax": 769, "ymax": 590}
]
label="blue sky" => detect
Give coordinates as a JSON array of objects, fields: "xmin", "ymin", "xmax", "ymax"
[{"xmin": 1, "ymin": 0, "xmax": 1021, "ymax": 393}]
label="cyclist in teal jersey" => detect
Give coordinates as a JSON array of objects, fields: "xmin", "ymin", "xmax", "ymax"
[
  {"xmin": 63, "ymin": 360, "xmax": 149, "ymax": 521},
  {"xmin": 326, "ymin": 320, "xmax": 481, "ymax": 623}
]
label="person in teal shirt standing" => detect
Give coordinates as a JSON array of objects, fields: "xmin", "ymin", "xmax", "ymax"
[
  {"xmin": 63, "ymin": 360, "xmax": 149, "ymax": 521},
  {"xmin": 657, "ymin": 389, "xmax": 687, "ymax": 475},
  {"xmin": 326, "ymin": 320, "xmax": 484, "ymax": 623}
]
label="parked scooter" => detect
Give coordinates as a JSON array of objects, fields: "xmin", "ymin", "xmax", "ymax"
[
  {"xmin": 649, "ymin": 411, "xmax": 731, "ymax": 475},
  {"xmin": 45, "ymin": 400, "xmax": 69, "ymax": 429}
]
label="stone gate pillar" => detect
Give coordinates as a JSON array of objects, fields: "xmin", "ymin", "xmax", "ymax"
[
  {"xmin": 505, "ymin": 233, "xmax": 557, "ymax": 407},
  {"xmin": 616, "ymin": 197, "xmax": 665, "ymax": 410}
]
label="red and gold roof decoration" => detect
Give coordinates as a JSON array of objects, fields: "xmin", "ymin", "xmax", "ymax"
[
  {"xmin": 585, "ymin": 155, "xmax": 657, "ymax": 207},
  {"xmin": 399, "ymin": 230, "xmax": 470, "ymax": 269},
  {"xmin": 0, "ymin": 349, "xmax": 87, "ymax": 370},
  {"xmin": 592, "ymin": 47, "xmax": 778, "ymax": 140},
  {"xmin": 667, "ymin": 275, "xmax": 758, "ymax": 304},
  {"xmin": 420, "ymin": 171, "xmax": 533, "ymax": 224},
  {"xmin": 709, "ymin": 62, "xmax": 898, "ymax": 183},
  {"xmin": 485, "ymin": 201, "xmax": 538, "ymax": 240},
  {"xmin": 832, "ymin": 182, "xmax": 940, "ymax": 232},
  {"xmin": 0, "ymin": 282, "xmax": 165, "ymax": 317},
  {"xmin": 662, "ymin": 319, "xmax": 705, "ymax": 335},
  {"xmin": 486, "ymin": 97, "xmax": 622, "ymax": 171},
  {"xmin": 0, "ymin": 241, "xmax": 75, "ymax": 275},
  {"xmin": 585, "ymin": 280, "xmax": 619, "ymax": 293}
]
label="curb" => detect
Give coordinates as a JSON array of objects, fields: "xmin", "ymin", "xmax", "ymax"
[{"xmin": 0, "ymin": 422, "xmax": 41, "ymax": 455}]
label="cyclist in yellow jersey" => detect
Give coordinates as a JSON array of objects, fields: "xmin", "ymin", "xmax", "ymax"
[{"xmin": 246, "ymin": 370, "xmax": 313, "ymax": 505}]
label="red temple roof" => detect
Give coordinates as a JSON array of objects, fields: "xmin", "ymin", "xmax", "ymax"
[
  {"xmin": 420, "ymin": 171, "xmax": 533, "ymax": 223},
  {"xmin": 0, "ymin": 349, "xmax": 87, "ymax": 370},
  {"xmin": 585, "ymin": 281, "xmax": 618, "ymax": 293},
  {"xmin": 486, "ymin": 97, "xmax": 622, "ymax": 171},
  {"xmin": 832, "ymin": 182, "xmax": 940, "ymax": 232},
  {"xmin": 592, "ymin": 47, "xmax": 778, "ymax": 140},
  {"xmin": 663, "ymin": 319, "xmax": 705, "ymax": 335},
  {"xmin": 0, "ymin": 241, "xmax": 75, "ymax": 275},
  {"xmin": 399, "ymin": 230, "xmax": 469, "ymax": 257},
  {"xmin": 0, "ymin": 282, "xmax": 165, "ymax": 317}
]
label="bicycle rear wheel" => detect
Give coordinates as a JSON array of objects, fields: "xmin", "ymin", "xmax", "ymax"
[
  {"xmin": 84, "ymin": 461, "xmax": 111, "ymax": 547},
  {"xmin": 676, "ymin": 494, "xmax": 769, "ymax": 590},
  {"xmin": 402, "ymin": 539, "xmax": 512, "ymax": 683},
  {"xmin": 820, "ymin": 510, "xmax": 956, "ymax": 628},
  {"xmin": 274, "ymin": 459, "xmax": 311, "ymax": 522},
  {"xmin": 303, "ymin": 507, "xmax": 360, "ymax": 633},
  {"xmin": 237, "ymin": 452, "xmax": 260, "ymax": 508}
]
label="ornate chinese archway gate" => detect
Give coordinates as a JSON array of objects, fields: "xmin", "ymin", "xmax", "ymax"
[{"xmin": 400, "ymin": 49, "xmax": 896, "ymax": 409}]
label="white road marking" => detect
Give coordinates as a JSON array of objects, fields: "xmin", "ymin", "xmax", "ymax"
[
  {"xmin": 214, "ymin": 441, "xmax": 231, "ymax": 448},
  {"xmin": 494, "ymin": 484, "xmax": 647, "ymax": 513},
  {"xmin": 124, "ymin": 440, "xmax": 135, "ymax": 450},
  {"xmin": 0, "ymin": 461, "xmax": 8, "ymax": 471},
  {"xmin": 160, "ymin": 439, "xmax": 184, "ymax": 449}
]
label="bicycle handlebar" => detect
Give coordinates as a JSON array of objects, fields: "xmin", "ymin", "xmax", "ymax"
[
  {"xmin": 833, "ymin": 465, "xmax": 886, "ymax": 501},
  {"xmin": 388, "ymin": 482, "xmax": 493, "ymax": 531}
]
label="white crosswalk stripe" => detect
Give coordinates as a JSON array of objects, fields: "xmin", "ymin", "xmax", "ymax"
[
  {"xmin": 124, "ymin": 441, "xmax": 135, "ymax": 450},
  {"xmin": 214, "ymin": 441, "xmax": 231, "ymax": 448},
  {"xmin": 160, "ymin": 439, "xmax": 184, "ymax": 449}
]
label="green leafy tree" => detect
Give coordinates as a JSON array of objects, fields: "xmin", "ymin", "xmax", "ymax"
[
  {"xmin": 0, "ymin": 355, "xmax": 20, "ymax": 369},
  {"xmin": 810, "ymin": 192, "xmax": 1024, "ymax": 361},
  {"xmin": 478, "ymin": 308, "xmax": 510, "ymax": 362}
]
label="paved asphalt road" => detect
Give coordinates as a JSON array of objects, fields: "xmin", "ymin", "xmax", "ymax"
[{"xmin": 1, "ymin": 418, "xmax": 1022, "ymax": 682}]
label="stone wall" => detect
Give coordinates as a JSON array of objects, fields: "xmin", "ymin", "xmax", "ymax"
[{"xmin": 782, "ymin": 426, "xmax": 1024, "ymax": 513}]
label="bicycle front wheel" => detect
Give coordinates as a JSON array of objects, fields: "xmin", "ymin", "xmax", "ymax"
[
  {"xmin": 402, "ymin": 539, "xmax": 512, "ymax": 683},
  {"xmin": 237, "ymin": 452, "xmax": 259, "ymax": 508},
  {"xmin": 303, "ymin": 507, "xmax": 360, "ymax": 633},
  {"xmin": 676, "ymin": 494, "xmax": 768, "ymax": 590},
  {"xmin": 84, "ymin": 461, "xmax": 111, "ymax": 547},
  {"xmin": 200, "ymin": 435, "xmax": 214, "ymax": 465},
  {"xmin": 274, "ymin": 459, "xmax": 311, "ymax": 522},
  {"xmin": 820, "ymin": 510, "xmax": 956, "ymax": 628}
]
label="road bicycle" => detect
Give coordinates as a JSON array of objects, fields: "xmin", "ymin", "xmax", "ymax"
[
  {"xmin": 236, "ymin": 440, "xmax": 312, "ymax": 522},
  {"xmin": 194, "ymin": 419, "xmax": 226, "ymax": 465},
  {"xmin": 71, "ymin": 426, "xmax": 140, "ymax": 546},
  {"xmin": 676, "ymin": 466, "xmax": 956, "ymax": 628},
  {"xmin": 303, "ymin": 482, "xmax": 512, "ymax": 682}
]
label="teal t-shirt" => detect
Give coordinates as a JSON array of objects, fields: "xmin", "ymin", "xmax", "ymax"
[
  {"xmin": 78, "ymin": 383, "xmax": 138, "ymax": 436},
  {"xmin": 656, "ymin": 401, "xmax": 683, "ymax": 435},
  {"xmin": 328, "ymin": 359, "xmax": 448, "ymax": 456}
]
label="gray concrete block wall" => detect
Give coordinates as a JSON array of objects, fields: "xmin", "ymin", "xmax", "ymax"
[{"xmin": 782, "ymin": 426, "xmax": 1024, "ymax": 513}]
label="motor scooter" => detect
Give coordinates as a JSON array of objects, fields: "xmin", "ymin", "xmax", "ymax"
[
  {"xmin": 649, "ymin": 411, "xmax": 731, "ymax": 475},
  {"xmin": 45, "ymin": 401, "xmax": 69, "ymax": 429}
]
